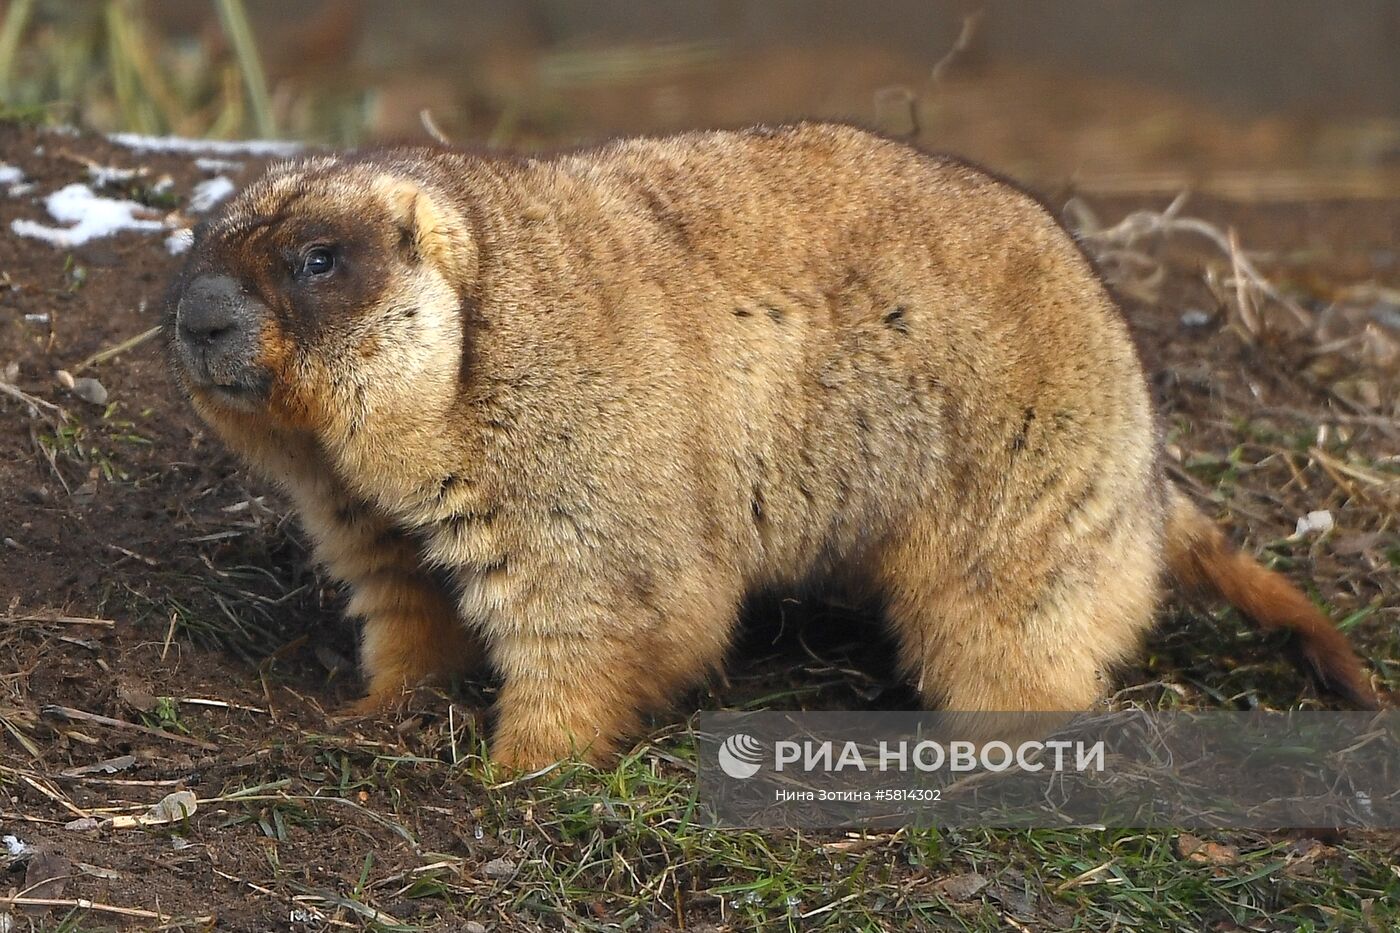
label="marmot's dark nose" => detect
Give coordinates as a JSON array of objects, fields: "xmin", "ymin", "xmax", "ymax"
[{"xmin": 177, "ymin": 275, "xmax": 250, "ymax": 349}]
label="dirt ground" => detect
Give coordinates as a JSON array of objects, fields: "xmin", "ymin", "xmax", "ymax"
[{"xmin": 0, "ymin": 117, "xmax": 1397, "ymax": 931}]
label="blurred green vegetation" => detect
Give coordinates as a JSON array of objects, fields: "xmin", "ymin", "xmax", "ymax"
[
  {"xmin": 0, "ymin": 0, "xmax": 330, "ymax": 139},
  {"xmin": 0, "ymin": 0, "xmax": 723, "ymax": 148}
]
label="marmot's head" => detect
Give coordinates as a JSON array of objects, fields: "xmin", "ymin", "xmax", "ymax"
[{"xmin": 164, "ymin": 154, "xmax": 474, "ymax": 441}]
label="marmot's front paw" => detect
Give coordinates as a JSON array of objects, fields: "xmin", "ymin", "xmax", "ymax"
[{"xmin": 335, "ymin": 689, "xmax": 408, "ymax": 720}]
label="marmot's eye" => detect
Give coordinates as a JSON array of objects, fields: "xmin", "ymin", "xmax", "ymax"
[{"xmin": 299, "ymin": 246, "xmax": 336, "ymax": 278}]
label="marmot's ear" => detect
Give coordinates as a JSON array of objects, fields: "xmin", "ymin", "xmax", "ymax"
[{"xmin": 373, "ymin": 176, "xmax": 474, "ymax": 289}]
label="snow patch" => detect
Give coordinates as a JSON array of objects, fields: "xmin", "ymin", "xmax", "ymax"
[
  {"xmin": 11, "ymin": 183, "xmax": 164, "ymax": 248},
  {"xmin": 190, "ymin": 175, "xmax": 237, "ymax": 213},
  {"xmin": 166, "ymin": 228, "xmax": 194, "ymax": 255},
  {"xmin": 108, "ymin": 132, "xmax": 303, "ymax": 158},
  {"xmin": 87, "ymin": 164, "xmax": 141, "ymax": 187},
  {"xmin": 1293, "ymin": 509, "xmax": 1335, "ymax": 538},
  {"xmin": 2, "ymin": 835, "xmax": 32, "ymax": 858},
  {"xmin": 195, "ymin": 157, "xmax": 243, "ymax": 173},
  {"xmin": 1, "ymin": 163, "xmax": 30, "ymax": 198}
]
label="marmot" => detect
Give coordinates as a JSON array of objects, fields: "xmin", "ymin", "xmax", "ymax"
[{"xmin": 165, "ymin": 122, "xmax": 1379, "ymax": 770}]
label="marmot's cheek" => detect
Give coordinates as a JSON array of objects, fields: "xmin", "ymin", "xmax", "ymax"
[
  {"xmin": 252, "ymin": 322, "xmax": 296, "ymax": 380},
  {"xmin": 263, "ymin": 353, "xmax": 333, "ymax": 435}
]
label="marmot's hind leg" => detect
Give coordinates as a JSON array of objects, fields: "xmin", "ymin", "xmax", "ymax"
[{"xmin": 870, "ymin": 506, "xmax": 1160, "ymax": 712}]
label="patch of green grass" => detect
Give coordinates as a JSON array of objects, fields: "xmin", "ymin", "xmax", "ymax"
[
  {"xmin": 138, "ymin": 694, "xmax": 188, "ymax": 735},
  {"xmin": 33, "ymin": 401, "xmax": 153, "ymax": 484},
  {"xmin": 211, "ymin": 726, "xmax": 1382, "ymax": 931},
  {"xmin": 445, "ymin": 747, "xmax": 1398, "ymax": 929},
  {"xmin": 39, "ymin": 419, "xmax": 124, "ymax": 482}
]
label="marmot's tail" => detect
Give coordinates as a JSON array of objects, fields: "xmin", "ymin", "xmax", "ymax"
[{"xmin": 1163, "ymin": 487, "xmax": 1381, "ymax": 709}]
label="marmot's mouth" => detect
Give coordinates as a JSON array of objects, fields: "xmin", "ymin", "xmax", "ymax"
[{"xmin": 191, "ymin": 369, "xmax": 273, "ymax": 409}]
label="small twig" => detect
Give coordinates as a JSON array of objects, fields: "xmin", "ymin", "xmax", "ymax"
[
  {"xmin": 192, "ymin": 788, "xmax": 417, "ymax": 848},
  {"xmin": 1277, "ymin": 449, "xmax": 1311, "ymax": 492},
  {"xmin": 448, "ymin": 702, "xmax": 460, "ymax": 766},
  {"xmin": 1, "ymin": 614, "xmax": 115, "ymax": 627},
  {"xmin": 211, "ymin": 871, "xmax": 355, "ymax": 928},
  {"xmin": 54, "ymin": 146, "xmax": 136, "ymax": 176},
  {"xmin": 40, "ymin": 705, "xmax": 219, "ymax": 751},
  {"xmin": 106, "ymin": 543, "xmax": 160, "ymax": 567},
  {"xmin": 0, "ymin": 380, "xmax": 66, "ymax": 420},
  {"xmin": 19, "ymin": 772, "xmax": 90, "ymax": 818},
  {"xmin": 1310, "ymin": 449, "xmax": 1365, "ymax": 504},
  {"xmin": 12, "ymin": 872, "xmax": 81, "ymax": 902},
  {"xmin": 30, "ymin": 423, "xmax": 71, "ymax": 494},
  {"xmin": 294, "ymin": 891, "xmax": 402, "ymax": 927},
  {"xmin": 1164, "ymin": 461, "xmax": 1278, "ymax": 527},
  {"xmin": 1308, "ymin": 446, "xmax": 1397, "ymax": 487},
  {"xmin": 1325, "ymin": 388, "xmax": 1400, "ymax": 439},
  {"xmin": 1053, "ymin": 859, "xmax": 1119, "ymax": 893},
  {"xmin": 929, "ymin": 9, "xmax": 983, "ymax": 86},
  {"xmin": 0, "ymin": 715, "xmax": 43, "ymax": 761},
  {"xmin": 160, "ymin": 611, "xmax": 177, "ymax": 662},
  {"xmin": 1248, "ymin": 406, "xmax": 1400, "ymax": 431},
  {"xmin": 0, "ymin": 811, "xmax": 65, "ymax": 825},
  {"xmin": 419, "ymin": 108, "xmax": 451, "ymax": 146},
  {"xmin": 74, "ymin": 323, "xmax": 162, "ymax": 372},
  {"xmin": 301, "ymin": 794, "xmax": 418, "ymax": 849},
  {"xmin": 176, "ymin": 697, "xmax": 268, "ymax": 714},
  {"xmin": 56, "ymin": 777, "xmax": 182, "ymax": 788},
  {"xmin": 799, "ymin": 891, "xmax": 864, "ymax": 919},
  {"xmin": 368, "ymin": 859, "xmax": 464, "ymax": 891},
  {"xmin": 209, "ymin": 779, "xmax": 293, "ymax": 801},
  {"xmin": 488, "ymin": 758, "xmax": 567, "ymax": 791},
  {"xmin": 1227, "ymin": 227, "xmax": 1260, "ymax": 337},
  {"xmin": 0, "ymin": 896, "xmax": 209, "ymax": 924},
  {"xmin": 1074, "ymin": 197, "xmax": 1313, "ymax": 332}
]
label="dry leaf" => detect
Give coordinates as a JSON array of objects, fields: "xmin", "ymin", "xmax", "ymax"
[
  {"xmin": 117, "ymin": 683, "xmax": 158, "ymax": 713},
  {"xmin": 61, "ymin": 754, "xmax": 137, "ymax": 777},
  {"xmin": 935, "ymin": 871, "xmax": 989, "ymax": 901},
  {"xmin": 1177, "ymin": 833, "xmax": 1240, "ymax": 866},
  {"xmin": 22, "ymin": 848, "xmax": 70, "ymax": 901},
  {"xmin": 109, "ymin": 789, "xmax": 197, "ymax": 829},
  {"xmin": 483, "ymin": 857, "xmax": 516, "ymax": 880}
]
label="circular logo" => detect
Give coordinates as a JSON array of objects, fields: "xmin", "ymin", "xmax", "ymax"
[{"xmin": 717, "ymin": 733, "xmax": 764, "ymax": 779}]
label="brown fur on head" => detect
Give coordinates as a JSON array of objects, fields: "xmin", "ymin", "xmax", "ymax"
[{"xmin": 164, "ymin": 156, "xmax": 472, "ymax": 449}]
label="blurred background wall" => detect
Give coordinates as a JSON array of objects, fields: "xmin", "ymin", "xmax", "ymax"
[{"xmin": 2, "ymin": 0, "xmax": 1397, "ymax": 189}]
